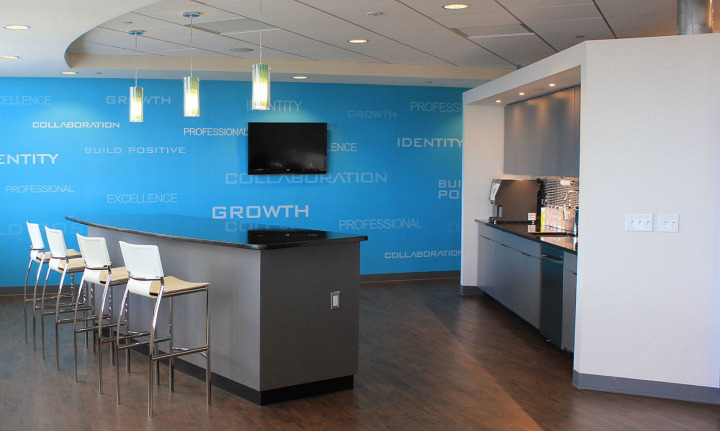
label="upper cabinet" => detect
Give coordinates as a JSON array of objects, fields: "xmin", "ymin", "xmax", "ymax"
[{"xmin": 504, "ymin": 87, "xmax": 580, "ymax": 177}]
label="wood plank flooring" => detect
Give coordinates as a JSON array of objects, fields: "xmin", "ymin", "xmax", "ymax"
[{"xmin": 1, "ymin": 280, "xmax": 719, "ymax": 430}]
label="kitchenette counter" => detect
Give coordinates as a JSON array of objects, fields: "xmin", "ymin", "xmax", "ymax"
[{"xmin": 475, "ymin": 219, "xmax": 577, "ymax": 254}]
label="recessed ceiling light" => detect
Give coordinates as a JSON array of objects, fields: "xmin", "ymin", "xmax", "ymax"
[
  {"xmin": 61, "ymin": 71, "xmax": 77, "ymax": 75},
  {"xmin": 495, "ymin": 99, "xmax": 502, "ymax": 103},
  {"xmin": 549, "ymin": 83, "xmax": 556, "ymax": 87},
  {"xmin": 443, "ymin": 4, "xmax": 469, "ymax": 10},
  {"xmin": 518, "ymin": 92, "xmax": 525, "ymax": 96},
  {"xmin": 292, "ymin": 76, "xmax": 308, "ymax": 80},
  {"xmin": 3, "ymin": 25, "xmax": 30, "ymax": 30},
  {"xmin": 349, "ymin": 39, "xmax": 368, "ymax": 44},
  {"xmin": 230, "ymin": 47, "xmax": 254, "ymax": 53},
  {"xmin": 366, "ymin": 12, "xmax": 383, "ymax": 17},
  {"xmin": 0, "ymin": 55, "xmax": 19, "ymax": 59}
]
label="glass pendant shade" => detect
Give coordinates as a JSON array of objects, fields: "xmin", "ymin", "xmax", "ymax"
[
  {"xmin": 184, "ymin": 76, "xmax": 200, "ymax": 117},
  {"xmin": 129, "ymin": 86, "xmax": 143, "ymax": 123},
  {"xmin": 252, "ymin": 63, "xmax": 270, "ymax": 111}
]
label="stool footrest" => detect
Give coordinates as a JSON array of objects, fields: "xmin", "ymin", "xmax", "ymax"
[
  {"xmin": 152, "ymin": 346, "xmax": 208, "ymax": 362},
  {"xmin": 117, "ymin": 335, "xmax": 171, "ymax": 350}
]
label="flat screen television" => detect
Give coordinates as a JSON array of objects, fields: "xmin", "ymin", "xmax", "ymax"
[{"xmin": 247, "ymin": 122, "xmax": 327, "ymax": 175}]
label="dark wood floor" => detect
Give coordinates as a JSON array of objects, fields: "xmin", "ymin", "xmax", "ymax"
[{"xmin": 1, "ymin": 280, "xmax": 719, "ymax": 430}]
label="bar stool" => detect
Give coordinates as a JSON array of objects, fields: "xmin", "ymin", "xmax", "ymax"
[
  {"xmin": 24, "ymin": 222, "xmax": 80, "ymax": 348},
  {"xmin": 75, "ymin": 234, "xmax": 129, "ymax": 392},
  {"xmin": 116, "ymin": 241, "xmax": 210, "ymax": 417},
  {"xmin": 41, "ymin": 227, "xmax": 87, "ymax": 369}
]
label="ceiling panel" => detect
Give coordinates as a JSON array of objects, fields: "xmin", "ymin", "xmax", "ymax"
[
  {"xmin": 405, "ymin": 0, "xmax": 508, "ymax": 16},
  {"xmin": 512, "ymin": 3, "xmax": 601, "ymax": 22},
  {"xmin": 66, "ymin": 40, "xmax": 135, "ymax": 56},
  {"xmin": 595, "ymin": 0, "xmax": 677, "ymax": 38},
  {"xmin": 239, "ymin": 29, "xmax": 365, "ymax": 60},
  {"xmin": 472, "ymin": 34, "xmax": 556, "ymax": 66},
  {"xmin": 393, "ymin": 27, "xmax": 510, "ymax": 66},
  {"xmin": 432, "ymin": 11, "xmax": 519, "ymax": 29},
  {"xmin": 532, "ymin": 17, "xmax": 614, "ymax": 50},
  {"xmin": 80, "ymin": 27, "xmax": 185, "ymax": 53},
  {"xmin": 461, "ymin": 23, "xmax": 531, "ymax": 38},
  {"xmin": 499, "ymin": 0, "xmax": 594, "ymax": 8},
  {"xmin": 605, "ymin": 15, "xmax": 677, "ymax": 38},
  {"xmin": 595, "ymin": 0, "xmax": 676, "ymax": 17}
]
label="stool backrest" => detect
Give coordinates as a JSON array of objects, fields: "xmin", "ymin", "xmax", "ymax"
[
  {"xmin": 119, "ymin": 241, "xmax": 164, "ymax": 297},
  {"xmin": 26, "ymin": 221, "xmax": 45, "ymax": 260},
  {"xmin": 45, "ymin": 227, "xmax": 69, "ymax": 271},
  {"xmin": 77, "ymin": 234, "xmax": 111, "ymax": 285}
]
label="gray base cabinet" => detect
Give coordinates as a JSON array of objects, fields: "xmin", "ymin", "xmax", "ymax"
[
  {"xmin": 477, "ymin": 223, "xmax": 541, "ymax": 327},
  {"xmin": 562, "ymin": 253, "xmax": 578, "ymax": 353},
  {"xmin": 477, "ymin": 223, "xmax": 578, "ymax": 353}
]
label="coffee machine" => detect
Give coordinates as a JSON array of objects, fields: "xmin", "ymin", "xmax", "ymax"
[{"xmin": 489, "ymin": 179, "xmax": 541, "ymax": 223}]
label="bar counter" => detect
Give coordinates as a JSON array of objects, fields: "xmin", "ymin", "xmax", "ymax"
[{"xmin": 67, "ymin": 214, "xmax": 367, "ymax": 405}]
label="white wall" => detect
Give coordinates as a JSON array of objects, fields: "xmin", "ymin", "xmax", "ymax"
[
  {"xmin": 575, "ymin": 34, "xmax": 720, "ymax": 387},
  {"xmin": 460, "ymin": 105, "xmax": 504, "ymax": 286}
]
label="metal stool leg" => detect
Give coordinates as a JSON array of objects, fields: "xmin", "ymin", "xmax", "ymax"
[
  {"xmin": 206, "ymin": 287, "xmax": 211, "ymax": 405},
  {"xmin": 148, "ymin": 291, "xmax": 164, "ymax": 418},
  {"xmin": 55, "ymin": 268, "xmax": 69, "ymax": 370},
  {"xmin": 115, "ymin": 287, "xmax": 130, "ymax": 405},
  {"xmin": 40, "ymin": 265, "xmax": 52, "ymax": 359},
  {"xmin": 23, "ymin": 258, "xmax": 33, "ymax": 343},
  {"xmin": 169, "ymin": 297, "xmax": 174, "ymax": 392},
  {"xmin": 32, "ymin": 258, "xmax": 45, "ymax": 352}
]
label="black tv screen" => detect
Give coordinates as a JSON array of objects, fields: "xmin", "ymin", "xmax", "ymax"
[{"xmin": 247, "ymin": 122, "xmax": 327, "ymax": 175}]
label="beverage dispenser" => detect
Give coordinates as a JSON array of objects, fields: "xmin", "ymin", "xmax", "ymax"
[{"xmin": 489, "ymin": 179, "xmax": 541, "ymax": 224}]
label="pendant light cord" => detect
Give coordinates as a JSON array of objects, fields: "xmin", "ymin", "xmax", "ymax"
[
  {"xmin": 134, "ymin": 32, "xmax": 138, "ymax": 87},
  {"xmin": 190, "ymin": 15, "xmax": 194, "ymax": 77},
  {"xmin": 259, "ymin": 0, "xmax": 263, "ymax": 64}
]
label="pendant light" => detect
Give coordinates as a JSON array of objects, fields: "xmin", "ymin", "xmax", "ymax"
[
  {"xmin": 183, "ymin": 12, "xmax": 200, "ymax": 117},
  {"xmin": 129, "ymin": 30, "xmax": 144, "ymax": 122},
  {"xmin": 251, "ymin": 0, "xmax": 270, "ymax": 110}
]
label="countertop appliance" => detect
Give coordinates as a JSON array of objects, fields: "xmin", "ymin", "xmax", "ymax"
[
  {"xmin": 540, "ymin": 245, "xmax": 564, "ymax": 347},
  {"xmin": 489, "ymin": 179, "xmax": 541, "ymax": 224}
]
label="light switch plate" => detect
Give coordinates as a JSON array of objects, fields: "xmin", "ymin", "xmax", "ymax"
[
  {"xmin": 658, "ymin": 214, "xmax": 679, "ymax": 233},
  {"xmin": 625, "ymin": 213, "xmax": 653, "ymax": 232}
]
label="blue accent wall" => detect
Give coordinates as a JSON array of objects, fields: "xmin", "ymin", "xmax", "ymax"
[{"xmin": 0, "ymin": 78, "xmax": 464, "ymax": 285}]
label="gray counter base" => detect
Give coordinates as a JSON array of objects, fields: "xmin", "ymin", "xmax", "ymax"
[
  {"xmin": 91, "ymin": 226, "xmax": 360, "ymax": 402},
  {"xmin": 573, "ymin": 371, "xmax": 720, "ymax": 405}
]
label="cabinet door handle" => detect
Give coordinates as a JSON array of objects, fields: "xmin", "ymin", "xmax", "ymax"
[{"xmin": 541, "ymin": 254, "xmax": 564, "ymax": 264}]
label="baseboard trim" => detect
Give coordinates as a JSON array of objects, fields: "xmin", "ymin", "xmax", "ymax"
[
  {"xmin": 573, "ymin": 371, "xmax": 720, "ymax": 405},
  {"xmin": 133, "ymin": 343, "xmax": 353, "ymax": 405},
  {"xmin": 360, "ymin": 271, "xmax": 460, "ymax": 283},
  {"xmin": 459, "ymin": 285, "xmax": 485, "ymax": 296},
  {"xmin": 172, "ymin": 357, "xmax": 353, "ymax": 405}
]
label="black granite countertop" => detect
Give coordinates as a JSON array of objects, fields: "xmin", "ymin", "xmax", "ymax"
[
  {"xmin": 475, "ymin": 219, "xmax": 578, "ymax": 254},
  {"xmin": 67, "ymin": 214, "xmax": 367, "ymax": 250}
]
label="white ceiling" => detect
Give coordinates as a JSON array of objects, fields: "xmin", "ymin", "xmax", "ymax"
[{"xmin": 1, "ymin": 0, "xmax": 717, "ymax": 87}]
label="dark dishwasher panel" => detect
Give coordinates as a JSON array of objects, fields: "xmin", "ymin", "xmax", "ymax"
[{"xmin": 540, "ymin": 245, "xmax": 564, "ymax": 347}]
